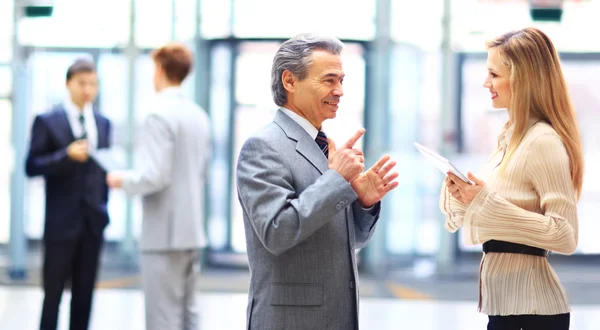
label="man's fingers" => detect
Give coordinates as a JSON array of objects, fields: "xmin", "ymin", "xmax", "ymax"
[
  {"xmin": 384, "ymin": 180, "xmax": 399, "ymax": 193},
  {"xmin": 375, "ymin": 158, "xmax": 396, "ymax": 177},
  {"xmin": 383, "ymin": 172, "xmax": 399, "ymax": 185},
  {"xmin": 369, "ymin": 155, "xmax": 391, "ymax": 173},
  {"xmin": 337, "ymin": 148, "xmax": 363, "ymax": 158},
  {"xmin": 341, "ymin": 128, "xmax": 366, "ymax": 149}
]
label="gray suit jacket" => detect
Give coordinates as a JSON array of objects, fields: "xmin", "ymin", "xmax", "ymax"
[
  {"xmin": 236, "ymin": 110, "xmax": 380, "ymax": 330},
  {"xmin": 123, "ymin": 87, "xmax": 211, "ymax": 252}
]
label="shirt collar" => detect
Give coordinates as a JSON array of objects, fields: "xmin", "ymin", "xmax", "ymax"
[
  {"xmin": 279, "ymin": 107, "xmax": 319, "ymax": 140},
  {"xmin": 157, "ymin": 86, "xmax": 182, "ymax": 97},
  {"xmin": 64, "ymin": 96, "xmax": 93, "ymax": 118}
]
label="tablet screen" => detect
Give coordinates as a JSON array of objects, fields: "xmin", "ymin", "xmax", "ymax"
[{"xmin": 413, "ymin": 142, "xmax": 473, "ymax": 184}]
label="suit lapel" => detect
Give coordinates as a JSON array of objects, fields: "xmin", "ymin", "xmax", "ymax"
[
  {"xmin": 273, "ymin": 110, "xmax": 328, "ymax": 174},
  {"xmin": 94, "ymin": 112, "xmax": 108, "ymax": 149},
  {"xmin": 52, "ymin": 107, "xmax": 76, "ymax": 145}
]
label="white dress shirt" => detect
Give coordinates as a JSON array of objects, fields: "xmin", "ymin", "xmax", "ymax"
[
  {"xmin": 280, "ymin": 107, "xmax": 319, "ymax": 139},
  {"xmin": 64, "ymin": 97, "xmax": 98, "ymax": 150}
]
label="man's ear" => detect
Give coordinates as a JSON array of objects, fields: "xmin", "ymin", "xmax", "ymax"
[{"xmin": 282, "ymin": 69, "xmax": 296, "ymax": 93}]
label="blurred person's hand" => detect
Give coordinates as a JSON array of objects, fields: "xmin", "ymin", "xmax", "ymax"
[
  {"xmin": 67, "ymin": 139, "xmax": 89, "ymax": 163},
  {"xmin": 350, "ymin": 155, "xmax": 399, "ymax": 208},
  {"xmin": 106, "ymin": 171, "xmax": 124, "ymax": 189},
  {"xmin": 446, "ymin": 171, "xmax": 485, "ymax": 205}
]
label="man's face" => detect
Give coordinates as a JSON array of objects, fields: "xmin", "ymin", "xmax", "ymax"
[
  {"xmin": 286, "ymin": 50, "xmax": 345, "ymax": 129},
  {"xmin": 66, "ymin": 71, "xmax": 98, "ymax": 106}
]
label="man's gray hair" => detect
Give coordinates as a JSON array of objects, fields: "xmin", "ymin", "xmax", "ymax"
[{"xmin": 271, "ymin": 34, "xmax": 344, "ymax": 106}]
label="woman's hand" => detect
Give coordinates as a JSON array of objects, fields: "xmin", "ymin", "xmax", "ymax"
[
  {"xmin": 446, "ymin": 171, "xmax": 485, "ymax": 205},
  {"xmin": 445, "ymin": 176, "xmax": 464, "ymax": 203}
]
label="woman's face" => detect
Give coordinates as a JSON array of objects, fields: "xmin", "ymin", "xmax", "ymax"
[{"xmin": 483, "ymin": 49, "xmax": 511, "ymax": 109}]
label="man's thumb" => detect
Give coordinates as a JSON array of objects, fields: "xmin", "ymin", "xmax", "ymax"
[{"xmin": 328, "ymin": 137, "xmax": 337, "ymax": 154}]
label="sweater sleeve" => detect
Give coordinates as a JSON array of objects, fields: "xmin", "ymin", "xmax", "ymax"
[{"xmin": 439, "ymin": 180, "xmax": 468, "ymax": 233}]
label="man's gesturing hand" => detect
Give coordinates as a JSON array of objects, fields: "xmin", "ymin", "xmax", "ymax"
[
  {"xmin": 328, "ymin": 128, "xmax": 366, "ymax": 183},
  {"xmin": 351, "ymin": 155, "xmax": 399, "ymax": 208}
]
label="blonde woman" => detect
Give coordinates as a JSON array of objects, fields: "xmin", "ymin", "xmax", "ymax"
[{"xmin": 440, "ymin": 27, "xmax": 584, "ymax": 330}]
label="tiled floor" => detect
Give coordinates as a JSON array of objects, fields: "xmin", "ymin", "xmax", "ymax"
[{"xmin": 1, "ymin": 287, "xmax": 600, "ymax": 330}]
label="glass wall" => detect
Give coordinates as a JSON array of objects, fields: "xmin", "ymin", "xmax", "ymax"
[
  {"xmin": 452, "ymin": 0, "xmax": 600, "ymax": 52},
  {"xmin": 384, "ymin": 0, "xmax": 447, "ymax": 256},
  {"xmin": 231, "ymin": 0, "xmax": 375, "ymax": 40},
  {"xmin": 205, "ymin": 43, "xmax": 233, "ymax": 251},
  {"xmin": 6, "ymin": 0, "xmax": 450, "ymax": 257},
  {"xmin": 384, "ymin": 46, "xmax": 446, "ymax": 256},
  {"xmin": 17, "ymin": 0, "xmax": 130, "ymax": 48},
  {"xmin": 7, "ymin": 0, "xmax": 600, "ymax": 263},
  {"xmin": 135, "ymin": 0, "xmax": 197, "ymax": 48},
  {"xmin": 0, "ymin": 0, "xmax": 13, "ymax": 244},
  {"xmin": 13, "ymin": 0, "xmax": 199, "ymax": 243},
  {"xmin": 199, "ymin": 0, "xmax": 231, "ymax": 38}
]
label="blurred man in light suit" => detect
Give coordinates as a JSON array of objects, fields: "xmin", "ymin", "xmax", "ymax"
[
  {"xmin": 106, "ymin": 42, "xmax": 211, "ymax": 330},
  {"xmin": 236, "ymin": 34, "xmax": 399, "ymax": 330}
]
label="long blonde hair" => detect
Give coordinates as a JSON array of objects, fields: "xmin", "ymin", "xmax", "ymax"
[{"xmin": 486, "ymin": 27, "xmax": 584, "ymax": 198}]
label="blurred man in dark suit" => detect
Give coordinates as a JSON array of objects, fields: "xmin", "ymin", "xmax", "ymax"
[{"xmin": 25, "ymin": 59, "xmax": 112, "ymax": 330}]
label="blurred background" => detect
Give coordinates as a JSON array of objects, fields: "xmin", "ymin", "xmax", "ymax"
[{"xmin": 1, "ymin": 0, "xmax": 600, "ymax": 329}]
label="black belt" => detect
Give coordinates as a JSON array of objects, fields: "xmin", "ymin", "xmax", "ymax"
[{"xmin": 483, "ymin": 240, "xmax": 550, "ymax": 257}]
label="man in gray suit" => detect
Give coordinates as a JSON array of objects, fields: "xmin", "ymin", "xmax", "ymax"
[
  {"xmin": 106, "ymin": 42, "xmax": 211, "ymax": 330},
  {"xmin": 236, "ymin": 34, "xmax": 399, "ymax": 330}
]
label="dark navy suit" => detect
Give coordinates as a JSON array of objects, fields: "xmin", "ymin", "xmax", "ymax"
[{"xmin": 25, "ymin": 104, "xmax": 111, "ymax": 330}]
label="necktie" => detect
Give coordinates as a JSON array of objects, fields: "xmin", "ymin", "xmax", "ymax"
[
  {"xmin": 78, "ymin": 114, "xmax": 87, "ymax": 140},
  {"xmin": 315, "ymin": 130, "xmax": 329, "ymax": 159}
]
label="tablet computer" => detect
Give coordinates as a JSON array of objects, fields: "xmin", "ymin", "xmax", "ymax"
[
  {"xmin": 90, "ymin": 148, "xmax": 126, "ymax": 172},
  {"xmin": 413, "ymin": 142, "xmax": 474, "ymax": 184}
]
